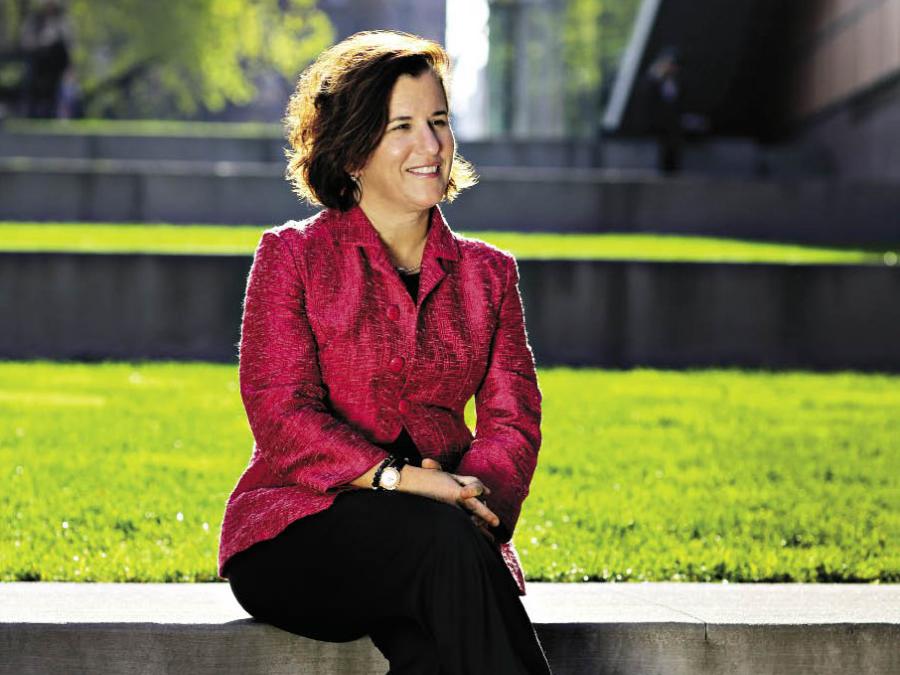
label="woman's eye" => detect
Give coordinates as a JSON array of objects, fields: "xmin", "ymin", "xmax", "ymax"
[{"xmin": 392, "ymin": 120, "xmax": 447, "ymax": 131}]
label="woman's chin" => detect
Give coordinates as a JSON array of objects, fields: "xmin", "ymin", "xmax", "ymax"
[
  {"xmin": 369, "ymin": 180, "xmax": 448, "ymax": 212},
  {"xmin": 423, "ymin": 181, "xmax": 451, "ymax": 203},
  {"xmin": 402, "ymin": 188, "xmax": 445, "ymax": 211}
]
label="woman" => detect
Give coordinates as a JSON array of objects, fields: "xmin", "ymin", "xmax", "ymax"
[{"xmin": 219, "ymin": 30, "xmax": 552, "ymax": 674}]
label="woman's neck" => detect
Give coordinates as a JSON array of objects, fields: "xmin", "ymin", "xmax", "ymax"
[{"xmin": 357, "ymin": 200, "xmax": 430, "ymax": 270}]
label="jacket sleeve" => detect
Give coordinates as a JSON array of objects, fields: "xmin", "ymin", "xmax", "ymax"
[
  {"xmin": 238, "ymin": 230, "xmax": 389, "ymax": 494},
  {"xmin": 454, "ymin": 254, "xmax": 542, "ymax": 544}
]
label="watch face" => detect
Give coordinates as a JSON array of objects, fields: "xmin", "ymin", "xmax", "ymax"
[{"xmin": 380, "ymin": 466, "xmax": 400, "ymax": 490}]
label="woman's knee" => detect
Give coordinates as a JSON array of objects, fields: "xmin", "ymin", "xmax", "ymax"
[{"xmin": 421, "ymin": 498, "xmax": 488, "ymax": 561}]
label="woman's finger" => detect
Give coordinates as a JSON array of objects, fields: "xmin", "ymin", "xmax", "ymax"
[
  {"xmin": 463, "ymin": 483, "xmax": 484, "ymax": 497},
  {"xmin": 449, "ymin": 474, "xmax": 492, "ymax": 496},
  {"xmin": 470, "ymin": 483, "xmax": 491, "ymax": 496},
  {"xmin": 457, "ymin": 481, "xmax": 491, "ymax": 499},
  {"xmin": 462, "ymin": 496, "xmax": 499, "ymax": 527}
]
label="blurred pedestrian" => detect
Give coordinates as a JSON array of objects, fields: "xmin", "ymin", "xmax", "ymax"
[{"xmin": 645, "ymin": 46, "xmax": 684, "ymax": 174}]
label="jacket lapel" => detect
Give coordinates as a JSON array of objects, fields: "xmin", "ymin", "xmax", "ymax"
[
  {"xmin": 335, "ymin": 204, "xmax": 460, "ymax": 308},
  {"xmin": 416, "ymin": 205, "xmax": 459, "ymax": 307}
]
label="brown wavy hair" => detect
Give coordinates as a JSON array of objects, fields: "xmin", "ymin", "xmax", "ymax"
[{"xmin": 283, "ymin": 30, "xmax": 478, "ymax": 211}]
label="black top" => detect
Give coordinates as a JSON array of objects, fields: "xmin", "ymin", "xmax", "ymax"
[
  {"xmin": 398, "ymin": 268, "xmax": 419, "ymax": 303},
  {"xmin": 377, "ymin": 270, "xmax": 422, "ymax": 466}
]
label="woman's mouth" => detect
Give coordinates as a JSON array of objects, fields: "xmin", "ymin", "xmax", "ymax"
[{"xmin": 407, "ymin": 165, "xmax": 440, "ymax": 178}]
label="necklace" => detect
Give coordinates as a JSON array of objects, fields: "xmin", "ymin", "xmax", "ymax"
[{"xmin": 395, "ymin": 263, "xmax": 421, "ymax": 275}]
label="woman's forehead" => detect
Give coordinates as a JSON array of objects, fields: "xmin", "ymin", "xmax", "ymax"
[{"xmin": 389, "ymin": 73, "xmax": 448, "ymax": 114}]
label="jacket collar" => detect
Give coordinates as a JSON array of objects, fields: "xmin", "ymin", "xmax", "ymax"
[
  {"xmin": 333, "ymin": 203, "xmax": 459, "ymax": 307},
  {"xmin": 334, "ymin": 203, "xmax": 460, "ymax": 262}
]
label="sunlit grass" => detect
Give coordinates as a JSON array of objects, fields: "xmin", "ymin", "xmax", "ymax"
[
  {"xmin": 2, "ymin": 118, "xmax": 281, "ymax": 138},
  {"xmin": 2, "ymin": 222, "xmax": 897, "ymax": 264},
  {"xmin": 1, "ymin": 361, "xmax": 896, "ymax": 583}
]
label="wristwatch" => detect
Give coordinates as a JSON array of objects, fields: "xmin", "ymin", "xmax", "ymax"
[{"xmin": 373, "ymin": 455, "xmax": 408, "ymax": 491}]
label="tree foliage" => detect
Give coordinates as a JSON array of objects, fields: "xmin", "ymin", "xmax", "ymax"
[
  {"xmin": 561, "ymin": 0, "xmax": 641, "ymax": 134},
  {"xmin": 486, "ymin": 0, "xmax": 642, "ymax": 137},
  {"xmin": 1, "ymin": 0, "xmax": 334, "ymax": 117}
]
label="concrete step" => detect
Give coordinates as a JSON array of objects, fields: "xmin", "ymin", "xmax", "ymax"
[
  {"xmin": 2, "ymin": 156, "xmax": 899, "ymax": 244},
  {"xmin": 0, "ymin": 126, "xmax": 785, "ymax": 176},
  {"xmin": 0, "ymin": 582, "xmax": 897, "ymax": 674},
  {"xmin": 0, "ymin": 129, "xmax": 286, "ymax": 163}
]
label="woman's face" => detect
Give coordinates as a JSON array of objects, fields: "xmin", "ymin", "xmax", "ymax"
[{"xmin": 356, "ymin": 69, "xmax": 455, "ymax": 215}]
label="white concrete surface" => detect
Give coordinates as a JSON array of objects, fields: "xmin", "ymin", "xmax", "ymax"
[
  {"xmin": 2, "ymin": 581, "xmax": 897, "ymax": 626},
  {"xmin": 1, "ymin": 582, "xmax": 898, "ymax": 675}
]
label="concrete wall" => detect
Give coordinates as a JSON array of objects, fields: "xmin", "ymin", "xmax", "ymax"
[
  {"xmin": 520, "ymin": 259, "xmax": 900, "ymax": 370},
  {"xmin": 3, "ymin": 157, "xmax": 899, "ymax": 242},
  {"xmin": 0, "ymin": 129, "xmax": 776, "ymax": 175},
  {"xmin": 0, "ymin": 132, "xmax": 287, "ymax": 163},
  {"xmin": 0, "ymin": 158, "xmax": 296, "ymax": 225},
  {"xmin": 2, "ymin": 253, "xmax": 898, "ymax": 371},
  {"xmin": 0, "ymin": 253, "xmax": 248, "ymax": 362}
]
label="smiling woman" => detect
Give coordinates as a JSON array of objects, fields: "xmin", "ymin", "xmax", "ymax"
[
  {"xmin": 351, "ymin": 70, "xmax": 456, "ymax": 271},
  {"xmin": 282, "ymin": 30, "xmax": 477, "ymax": 214},
  {"xmin": 221, "ymin": 30, "xmax": 552, "ymax": 674}
]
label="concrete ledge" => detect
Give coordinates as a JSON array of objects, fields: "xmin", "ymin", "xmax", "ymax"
[
  {"xmin": 0, "ymin": 128, "xmax": 807, "ymax": 176},
  {"xmin": 0, "ymin": 131, "xmax": 287, "ymax": 164},
  {"xmin": 2, "ymin": 157, "xmax": 900, "ymax": 243},
  {"xmin": 2, "ymin": 253, "xmax": 899, "ymax": 370},
  {"xmin": 1, "ymin": 582, "xmax": 897, "ymax": 674}
]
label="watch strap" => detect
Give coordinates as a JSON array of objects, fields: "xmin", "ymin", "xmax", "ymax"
[
  {"xmin": 372, "ymin": 455, "xmax": 394, "ymax": 490},
  {"xmin": 372, "ymin": 455, "xmax": 409, "ymax": 490}
]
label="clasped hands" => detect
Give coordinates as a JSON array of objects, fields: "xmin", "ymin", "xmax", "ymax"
[{"xmin": 421, "ymin": 458, "xmax": 498, "ymax": 544}]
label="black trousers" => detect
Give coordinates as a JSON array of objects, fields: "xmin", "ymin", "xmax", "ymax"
[{"xmin": 226, "ymin": 489, "xmax": 553, "ymax": 674}]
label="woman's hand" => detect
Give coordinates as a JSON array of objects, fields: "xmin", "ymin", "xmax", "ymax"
[{"xmin": 421, "ymin": 458, "xmax": 498, "ymax": 543}]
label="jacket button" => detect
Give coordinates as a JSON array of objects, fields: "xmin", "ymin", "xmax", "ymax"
[
  {"xmin": 386, "ymin": 305, "xmax": 400, "ymax": 320},
  {"xmin": 388, "ymin": 356, "xmax": 405, "ymax": 373},
  {"xmin": 397, "ymin": 399, "xmax": 411, "ymax": 414}
]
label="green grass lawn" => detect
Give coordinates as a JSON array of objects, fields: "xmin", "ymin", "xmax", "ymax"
[
  {"xmin": 2, "ymin": 222, "xmax": 898, "ymax": 264},
  {"xmin": 2, "ymin": 118, "xmax": 282, "ymax": 138},
  {"xmin": 1, "ymin": 362, "xmax": 896, "ymax": 583}
]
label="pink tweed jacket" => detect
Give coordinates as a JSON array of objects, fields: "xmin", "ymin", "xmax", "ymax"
[{"xmin": 217, "ymin": 203, "xmax": 542, "ymax": 595}]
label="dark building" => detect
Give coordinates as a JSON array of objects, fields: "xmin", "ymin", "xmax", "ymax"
[{"xmin": 604, "ymin": 0, "xmax": 900, "ymax": 181}]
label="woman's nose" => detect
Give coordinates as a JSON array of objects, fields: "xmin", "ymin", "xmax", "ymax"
[{"xmin": 416, "ymin": 122, "xmax": 442, "ymax": 154}]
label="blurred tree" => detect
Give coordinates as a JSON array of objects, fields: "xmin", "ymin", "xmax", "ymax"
[
  {"xmin": 487, "ymin": 0, "xmax": 641, "ymax": 138},
  {"xmin": 0, "ymin": 0, "xmax": 333, "ymax": 118},
  {"xmin": 0, "ymin": 1, "xmax": 28, "ymax": 102},
  {"xmin": 561, "ymin": 0, "xmax": 641, "ymax": 136}
]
